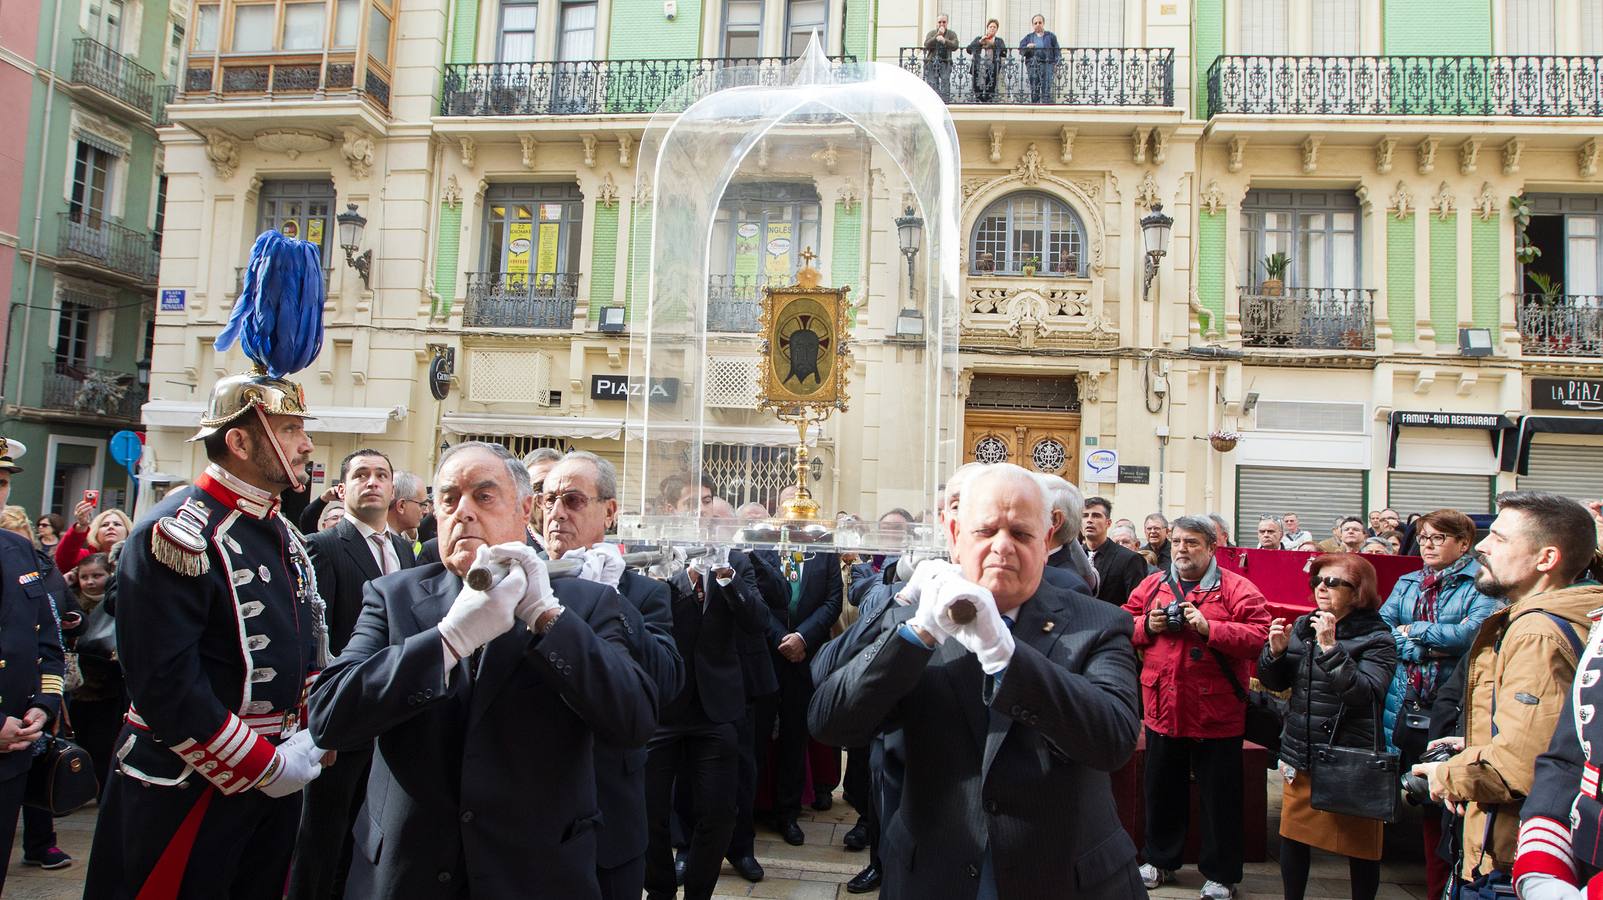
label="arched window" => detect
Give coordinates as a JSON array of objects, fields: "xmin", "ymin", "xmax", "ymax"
[{"xmin": 970, "ymin": 192, "xmax": 1087, "ymax": 276}]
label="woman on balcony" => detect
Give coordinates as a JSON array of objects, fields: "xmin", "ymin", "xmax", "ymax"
[
  {"xmin": 53, "ymin": 498, "xmax": 131, "ymax": 574},
  {"xmin": 966, "ymin": 19, "xmax": 1006, "ymax": 102}
]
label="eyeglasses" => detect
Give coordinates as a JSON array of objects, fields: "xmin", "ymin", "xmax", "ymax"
[
  {"xmin": 397, "ymin": 498, "xmax": 426, "ymax": 509},
  {"xmin": 1309, "ymin": 574, "xmax": 1357, "ymax": 591},
  {"xmin": 538, "ymin": 490, "xmax": 607, "ymax": 512},
  {"xmin": 1417, "ymin": 533, "xmax": 1454, "ymax": 547}
]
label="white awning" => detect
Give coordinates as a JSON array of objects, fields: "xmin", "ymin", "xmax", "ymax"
[
  {"xmin": 441, "ymin": 413, "xmax": 822, "ymax": 447},
  {"xmin": 142, "ymin": 400, "xmax": 408, "ymax": 434}
]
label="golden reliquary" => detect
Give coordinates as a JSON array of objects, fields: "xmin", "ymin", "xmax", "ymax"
[{"xmin": 756, "ymin": 248, "xmax": 852, "ymax": 521}]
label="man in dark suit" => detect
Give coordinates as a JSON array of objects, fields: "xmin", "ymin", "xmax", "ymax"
[
  {"xmin": 306, "ymin": 441, "xmax": 658, "ymax": 898},
  {"xmin": 290, "ymin": 449, "xmax": 417, "ymax": 900},
  {"xmin": 645, "ymin": 547, "xmax": 768, "ymax": 900},
  {"xmin": 750, "ymin": 539, "xmax": 842, "ymax": 845},
  {"xmin": 542, "ymin": 450, "xmax": 683, "ymax": 900},
  {"xmin": 809, "ymin": 463, "xmax": 1144, "ymax": 899},
  {"xmin": 1081, "ymin": 497, "xmax": 1149, "ymax": 607},
  {"xmin": 1144, "ymin": 513, "xmax": 1173, "ymax": 570}
]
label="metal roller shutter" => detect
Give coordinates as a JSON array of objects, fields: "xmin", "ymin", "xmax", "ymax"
[
  {"xmin": 1236, "ymin": 466, "xmax": 1364, "ymax": 541},
  {"xmin": 1520, "ymin": 441, "xmax": 1603, "ymax": 500},
  {"xmin": 1386, "ymin": 472, "xmax": 1494, "ymax": 518}
]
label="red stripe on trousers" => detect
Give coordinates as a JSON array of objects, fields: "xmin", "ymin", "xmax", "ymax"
[{"xmin": 135, "ymin": 786, "xmax": 216, "ymax": 900}]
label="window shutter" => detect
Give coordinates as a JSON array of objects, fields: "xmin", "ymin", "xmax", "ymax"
[
  {"xmin": 1240, "ymin": 0, "xmax": 1289, "ymax": 55},
  {"xmin": 1073, "ymin": 0, "xmax": 1124, "ymax": 48},
  {"xmin": 1311, "ymin": 0, "xmax": 1359, "ymax": 54},
  {"xmin": 1505, "ymin": 0, "xmax": 1556, "ymax": 54}
]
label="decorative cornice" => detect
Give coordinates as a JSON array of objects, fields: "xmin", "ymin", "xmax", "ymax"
[
  {"xmin": 1389, "ymin": 180, "xmax": 1414, "ymax": 219},
  {"xmin": 1201, "ymin": 180, "xmax": 1226, "ymax": 215}
]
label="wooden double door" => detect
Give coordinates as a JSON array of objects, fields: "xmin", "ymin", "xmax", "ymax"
[{"xmin": 962, "ymin": 410, "xmax": 1080, "ymax": 477}]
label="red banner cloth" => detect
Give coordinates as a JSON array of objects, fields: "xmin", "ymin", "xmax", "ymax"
[{"xmin": 1214, "ymin": 547, "xmax": 1423, "ymax": 622}]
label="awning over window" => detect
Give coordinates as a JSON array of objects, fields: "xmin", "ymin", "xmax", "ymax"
[
  {"xmin": 440, "ymin": 413, "xmax": 822, "ymax": 447},
  {"xmin": 1386, "ymin": 410, "xmax": 1512, "ymax": 468},
  {"xmin": 142, "ymin": 401, "xmax": 407, "ymax": 434},
  {"xmin": 1499, "ymin": 415, "xmax": 1603, "ymax": 474}
]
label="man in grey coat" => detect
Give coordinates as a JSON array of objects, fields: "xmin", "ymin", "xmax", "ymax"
[{"xmin": 809, "ymin": 463, "xmax": 1143, "ymax": 899}]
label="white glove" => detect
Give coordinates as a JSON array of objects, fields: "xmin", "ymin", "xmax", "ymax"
[
  {"xmin": 258, "ymin": 729, "xmax": 324, "ymax": 798},
  {"xmin": 1517, "ymin": 874, "xmax": 1583, "ymax": 900},
  {"xmin": 895, "ymin": 558, "xmax": 960, "ymax": 607},
  {"xmin": 565, "ymin": 542, "xmax": 625, "ymax": 589},
  {"xmin": 689, "ymin": 546, "xmax": 732, "ymax": 576},
  {"xmin": 499, "ymin": 543, "xmax": 559, "ymax": 630},
  {"xmin": 934, "ymin": 577, "xmax": 1014, "ymax": 674},
  {"xmin": 439, "ymin": 543, "xmax": 527, "ymax": 659}
]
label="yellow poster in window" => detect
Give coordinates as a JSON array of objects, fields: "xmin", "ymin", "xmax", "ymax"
[
  {"xmin": 507, "ymin": 221, "xmax": 533, "ymax": 276},
  {"xmin": 307, "ymin": 218, "xmax": 324, "ymax": 248},
  {"xmin": 764, "ymin": 221, "xmax": 792, "ymax": 281},
  {"xmin": 536, "ymin": 223, "xmax": 560, "ymax": 275}
]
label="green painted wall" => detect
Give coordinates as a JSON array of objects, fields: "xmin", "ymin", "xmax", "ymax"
[
  {"xmin": 626, "ymin": 202, "xmax": 653, "ymax": 322},
  {"xmin": 1387, "ymin": 215, "xmax": 1416, "ymax": 342},
  {"xmin": 830, "ymin": 202, "xmax": 861, "ymax": 298},
  {"xmin": 1194, "ymin": 0, "xmax": 1224, "ymax": 119},
  {"xmin": 449, "ymin": 0, "xmax": 480, "ymax": 64},
  {"xmin": 1430, "ymin": 214, "xmax": 1458, "ymax": 341},
  {"xmin": 1196, "ymin": 211, "xmax": 1226, "ymax": 332},
  {"xmin": 588, "ymin": 204, "xmax": 621, "ymax": 322},
  {"xmin": 843, "ymin": 0, "xmax": 872, "ymax": 60},
  {"xmin": 1471, "ymin": 215, "xmax": 1500, "ymax": 330},
  {"xmin": 608, "ymin": 0, "xmax": 704, "ymax": 60},
  {"xmin": 433, "ymin": 205, "xmax": 463, "ymax": 316},
  {"xmin": 1383, "ymin": 0, "xmax": 1492, "ymax": 55}
]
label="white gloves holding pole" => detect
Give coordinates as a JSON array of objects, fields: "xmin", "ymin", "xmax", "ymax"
[
  {"xmin": 563, "ymin": 542, "xmax": 626, "ymax": 589},
  {"xmin": 440, "ymin": 543, "xmax": 560, "ymax": 663},
  {"xmin": 897, "ymin": 559, "xmax": 1015, "ymax": 673}
]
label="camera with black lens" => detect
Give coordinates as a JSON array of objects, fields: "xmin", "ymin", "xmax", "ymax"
[
  {"xmin": 1165, "ymin": 599, "xmax": 1185, "ymax": 631},
  {"xmin": 1400, "ymin": 742, "xmax": 1456, "ymax": 805}
]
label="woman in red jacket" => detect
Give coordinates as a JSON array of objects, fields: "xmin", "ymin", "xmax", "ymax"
[{"xmin": 53, "ymin": 498, "xmax": 131, "ymax": 573}]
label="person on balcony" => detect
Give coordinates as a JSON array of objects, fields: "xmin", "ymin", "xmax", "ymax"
[
  {"xmin": 921, "ymin": 15, "xmax": 960, "ymax": 101},
  {"xmin": 966, "ymin": 19, "xmax": 1006, "ymax": 102},
  {"xmin": 1017, "ymin": 15, "xmax": 1059, "ymax": 104}
]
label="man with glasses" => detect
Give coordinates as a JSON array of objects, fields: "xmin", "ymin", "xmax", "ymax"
[
  {"xmin": 387, "ymin": 471, "xmax": 428, "ymax": 554},
  {"xmin": 543, "ymin": 450, "xmax": 683, "ymax": 900},
  {"xmin": 290, "ymin": 450, "xmax": 417, "ymax": 900},
  {"xmin": 1122, "ymin": 516, "xmax": 1270, "ymax": 900},
  {"xmin": 523, "ymin": 447, "xmax": 563, "ymax": 550}
]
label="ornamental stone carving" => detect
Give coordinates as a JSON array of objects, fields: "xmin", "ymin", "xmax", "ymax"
[
  {"xmin": 205, "ymin": 131, "xmax": 239, "ymax": 180},
  {"xmin": 254, "ymin": 129, "xmax": 330, "ymax": 159},
  {"xmin": 1015, "ymin": 143, "xmax": 1047, "ymax": 185},
  {"xmin": 342, "ymin": 129, "xmax": 375, "ymax": 179}
]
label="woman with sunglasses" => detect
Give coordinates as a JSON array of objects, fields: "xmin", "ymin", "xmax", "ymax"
[
  {"xmin": 1377, "ymin": 508, "xmax": 1498, "ymax": 899},
  {"xmin": 34, "ymin": 513, "xmax": 64, "ymax": 551},
  {"xmin": 1259, "ymin": 554, "xmax": 1396, "ymax": 900}
]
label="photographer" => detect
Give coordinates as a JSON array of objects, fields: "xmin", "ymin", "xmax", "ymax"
[
  {"xmin": 1258, "ymin": 554, "xmax": 1396, "ymax": 900},
  {"xmin": 1406, "ymin": 492, "xmax": 1598, "ymax": 896},
  {"xmin": 1123, "ymin": 515, "xmax": 1270, "ymax": 900}
]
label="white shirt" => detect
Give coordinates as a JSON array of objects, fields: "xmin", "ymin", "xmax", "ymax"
[{"xmin": 345, "ymin": 513, "xmax": 400, "ymax": 576}]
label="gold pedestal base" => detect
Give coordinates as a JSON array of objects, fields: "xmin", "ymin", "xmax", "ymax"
[{"xmin": 778, "ymin": 494, "xmax": 822, "ymax": 521}]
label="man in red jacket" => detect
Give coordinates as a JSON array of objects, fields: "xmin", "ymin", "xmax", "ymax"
[{"xmin": 1122, "ymin": 515, "xmax": 1270, "ymax": 900}]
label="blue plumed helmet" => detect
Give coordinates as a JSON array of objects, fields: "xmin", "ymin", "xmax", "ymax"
[{"xmin": 190, "ymin": 231, "xmax": 326, "ymax": 442}]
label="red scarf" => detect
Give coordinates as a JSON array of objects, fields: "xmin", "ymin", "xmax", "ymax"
[{"xmin": 1406, "ymin": 568, "xmax": 1444, "ymax": 696}]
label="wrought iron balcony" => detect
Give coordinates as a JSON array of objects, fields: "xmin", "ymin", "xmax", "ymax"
[
  {"xmin": 706, "ymin": 274, "xmax": 768, "ymax": 333},
  {"xmin": 71, "ymin": 38, "xmax": 157, "ymax": 117},
  {"xmin": 39, "ymin": 362, "xmax": 146, "ymax": 420},
  {"xmin": 154, "ymin": 83, "xmax": 176, "ymax": 126},
  {"xmin": 1207, "ymin": 55, "xmax": 1603, "ymax": 116},
  {"xmin": 1240, "ymin": 287, "xmax": 1375, "ymax": 350},
  {"xmin": 180, "ymin": 54, "xmax": 390, "ymax": 110},
  {"xmin": 464, "ymin": 272, "xmax": 579, "ymax": 328},
  {"xmin": 1519, "ymin": 294, "xmax": 1603, "ymax": 356},
  {"xmin": 57, "ymin": 212, "xmax": 158, "ymax": 284},
  {"xmin": 441, "ymin": 55, "xmax": 856, "ymax": 117},
  {"xmin": 897, "ymin": 47, "xmax": 1173, "ymax": 106}
]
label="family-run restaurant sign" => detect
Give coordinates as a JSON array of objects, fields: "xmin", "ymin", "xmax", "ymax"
[{"xmin": 1386, "ymin": 410, "xmax": 1513, "ymax": 468}]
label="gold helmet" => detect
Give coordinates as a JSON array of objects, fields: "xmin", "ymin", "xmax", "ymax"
[{"xmin": 187, "ymin": 368, "xmax": 316, "ymax": 442}]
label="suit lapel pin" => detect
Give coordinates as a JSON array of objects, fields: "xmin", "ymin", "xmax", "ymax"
[{"xmin": 1042, "ymin": 621, "xmax": 1055, "ymax": 633}]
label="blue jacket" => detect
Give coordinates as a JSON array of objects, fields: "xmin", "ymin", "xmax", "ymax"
[{"xmin": 1377, "ymin": 557, "xmax": 1499, "ymax": 749}]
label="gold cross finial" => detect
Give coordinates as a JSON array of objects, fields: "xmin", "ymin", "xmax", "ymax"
[
  {"xmin": 799, "ymin": 247, "xmax": 817, "ymax": 267},
  {"xmin": 795, "ymin": 246, "xmax": 822, "ymax": 288}
]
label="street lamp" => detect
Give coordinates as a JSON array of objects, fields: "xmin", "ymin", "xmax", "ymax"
[
  {"xmin": 1140, "ymin": 202, "xmax": 1173, "ymax": 301},
  {"xmin": 894, "ymin": 205, "xmax": 925, "ymax": 338},
  {"xmin": 336, "ymin": 202, "xmax": 373, "ymax": 290}
]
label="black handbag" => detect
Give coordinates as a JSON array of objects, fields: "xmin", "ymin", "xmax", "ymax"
[
  {"xmin": 1207, "ymin": 646, "xmax": 1284, "ymax": 762},
  {"xmin": 1305, "ymin": 644, "xmax": 1400, "ymax": 822},
  {"xmin": 24, "ymin": 711, "xmax": 100, "ymax": 816}
]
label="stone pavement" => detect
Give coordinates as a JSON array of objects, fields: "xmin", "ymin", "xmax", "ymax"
[{"xmin": 5, "ymin": 771, "xmax": 1434, "ymax": 899}]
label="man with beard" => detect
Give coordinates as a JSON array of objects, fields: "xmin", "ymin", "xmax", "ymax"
[
  {"xmin": 1408, "ymin": 492, "xmax": 1601, "ymax": 894},
  {"xmin": 85, "ymin": 374, "xmax": 329, "ymax": 898}
]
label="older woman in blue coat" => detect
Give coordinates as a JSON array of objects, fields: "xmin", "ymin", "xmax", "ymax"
[{"xmin": 1378, "ymin": 507, "xmax": 1498, "ymax": 900}]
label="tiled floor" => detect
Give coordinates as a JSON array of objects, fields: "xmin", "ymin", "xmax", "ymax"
[{"xmin": 5, "ymin": 772, "xmax": 1433, "ymax": 899}]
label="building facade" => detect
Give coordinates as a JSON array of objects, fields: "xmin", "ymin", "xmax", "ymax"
[
  {"xmin": 146, "ymin": 0, "xmax": 1603, "ymax": 535},
  {"xmin": 3, "ymin": 0, "xmax": 178, "ymax": 516}
]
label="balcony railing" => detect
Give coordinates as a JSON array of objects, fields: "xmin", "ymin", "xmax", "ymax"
[
  {"xmin": 898, "ymin": 47, "xmax": 1174, "ymax": 106},
  {"xmin": 71, "ymin": 37, "xmax": 157, "ymax": 116},
  {"xmin": 58, "ymin": 213, "xmax": 158, "ymax": 283},
  {"xmin": 1519, "ymin": 294, "xmax": 1603, "ymax": 356},
  {"xmin": 464, "ymin": 272, "xmax": 579, "ymax": 328},
  {"xmin": 1207, "ymin": 55, "xmax": 1603, "ymax": 116},
  {"xmin": 441, "ymin": 55, "xmax": 856, "ymax": 117},
  {"xmin": 1241, "ymin": 288, "xmax": 1375, "ymax": 350},
  {"xmin": 39, "ymin": 362, "xmax": 146, "ymax": 420},
  {"xmin": 154, "ymin": 83, "xmax": 176, "ymax": 126},
  {"xmin": 180, "ymin": 53, "xmax": 389, "ymax": 110},
  {"xmin": 706, "ymin": 274, "xmax": 768, "ymax": 333}
]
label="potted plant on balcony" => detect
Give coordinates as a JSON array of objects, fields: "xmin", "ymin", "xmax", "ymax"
[
  {"xmin": 1528, "ymin": 271, "xmax": 1564, "ymax": 307},
  {"xmin": 1512, "ymin": 193, "xmax": 1542, "ymax": 266},
  {"xmin": 1022, "ymin": 255, "xmax": 1041, "ymax": 277},
  {"xmin": 1260, "ymin": 252, "xmax": 1290, "ymax": 297}
]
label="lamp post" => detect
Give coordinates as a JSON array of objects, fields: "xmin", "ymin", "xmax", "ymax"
[
  {"xmin": 336, "ymin": 202, "xmax": 373, "ymax": 290},
  {"xmin": 1140, "ymin": 202, "xmax": 1173, "ymax": 301},
  {"xmin": 894, "ymin": 205, "xmax": 925, "ymax": 338}
]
